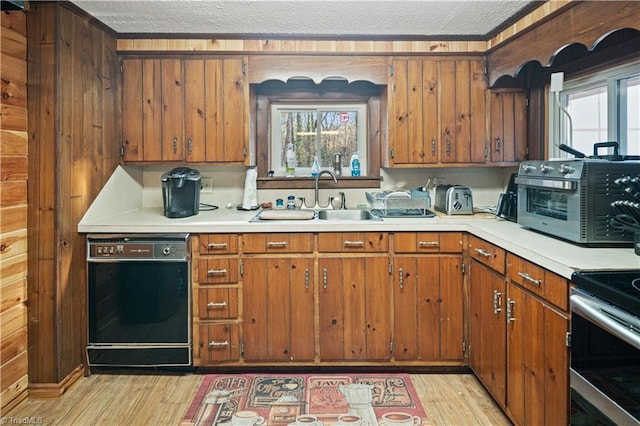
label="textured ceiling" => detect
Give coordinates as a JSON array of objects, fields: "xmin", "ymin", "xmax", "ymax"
[{"xmin": 70, "ymin": 0, "xmax": 538, "ymax": 37}]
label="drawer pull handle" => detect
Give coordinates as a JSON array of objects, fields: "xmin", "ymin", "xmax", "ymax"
[
  {"xmin": 208, "ymin": 340, "xmax": 229, "ymax": 347},
  {"xmin": 344, "ymin": 240, "xmax": 364, "ymax": 247},
  {"xmin": 207, "ymin": 269, "xmax": 228, "ymax": 276},
  {"xmin": 419, "ymin": 241, "xmax": 439, "ymax": 247},
  {"xmin": 493, "ymin": 290, "xmax": 502, "ymax": 314},
  {"xmin": 517, "ymin": 272, "xmax": 542, "ymax": 286},
  {"xmin": 207, "ymin": 242, "xmax": 228, "ymax": 249},
  {"xmin": 267, "ymin": 241, "xmax": 287, "ymax": 247},
  {"xmin": 207, "ymin": 301, "xmax": 227, "ymax": 308},
  {"xmin": 475, "ymin": 248, "xmax": 491, "ymax": 258}
]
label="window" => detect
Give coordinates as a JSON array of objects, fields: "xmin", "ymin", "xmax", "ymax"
[
  {"xmin": 270, "ymin": 103, "xmax": 367, "ymax": 176},
  {"xmin": 549, "ymin": 61, "xmax": 639, "ymax": 158}
]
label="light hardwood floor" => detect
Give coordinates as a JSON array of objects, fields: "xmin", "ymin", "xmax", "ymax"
[{"xmin": 6, "ymin": 372, "xmax": 511, "ymax": 425}]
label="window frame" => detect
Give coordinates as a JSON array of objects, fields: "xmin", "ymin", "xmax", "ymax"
[
  {"xmin": 252, "ymin": 80, "xmax": 383, "ymax": 190},
  {"xmin": 549, "ymin": 60, "xmax": 639, "ymax": 158}
]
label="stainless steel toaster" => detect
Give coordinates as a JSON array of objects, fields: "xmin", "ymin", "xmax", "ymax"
[{"xmin": 434, "ymin": 185, "xmax": 474, "ymax": 215}]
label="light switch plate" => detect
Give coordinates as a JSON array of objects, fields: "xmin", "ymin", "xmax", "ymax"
[{"xmin": 201, "ymin": 177, "xmax": 213, "ymax": 193}]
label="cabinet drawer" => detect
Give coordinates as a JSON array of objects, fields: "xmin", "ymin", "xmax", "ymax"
[
  {"xmin": 198, "ymin": 258, "xmax": 239, "ymax": 284},
  {"xmin": 394, "ymin": 232, "xmax": 462, "ymax": 253},
  {"xmin": 198, "ymin": 288, "xmax": 238, "ymax": 320},
  {"xmin": 507, "ymin": 254, "xmax": 568, "ymax": 311},
  {"xmin": 318, "ymin": 232, "xmax": 388, "ymax": 252},
  {"xmin": 198, "ymin": 323, "xmax": 240, "ymax": 363},
  {"xmin": 199, "ymin": 234, "xmax": 238, "ymax": 254},
  {"xmin": 243, "ymin": 233, "xmax": 313, "ymax": 253},
  {"xmin": 468, "ymin": 235, "xmax": 505, "ymax": 274}
]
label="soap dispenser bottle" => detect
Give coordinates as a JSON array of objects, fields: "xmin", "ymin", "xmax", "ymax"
[
  {"xmin": 311, "ymin": 156, "xmax": 320, "ymax": 177},
  {"xmin": 350, "ymin": 152, "xmax": 361, "ymax": 177}
]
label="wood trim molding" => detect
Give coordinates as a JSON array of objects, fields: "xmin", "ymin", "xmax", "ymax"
[{"xmin": 28, "ymin": 365, "xmax": 85, "ymax": 400}]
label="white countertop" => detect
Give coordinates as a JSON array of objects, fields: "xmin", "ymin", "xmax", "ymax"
[{"xmin": 78, "ymin": 205, "xmax": 640, "ymax": 279}]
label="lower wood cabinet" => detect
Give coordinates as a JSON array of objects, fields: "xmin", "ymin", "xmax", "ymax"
[
  {"xmin": 468, "ymin": 258, "xmax": 507, "ymax": 406},
  {"xmin": 242, "ymin": 257, "xmax": 314, "ymax": 362},
  {"xmin": 199, "ymin": 323, "xmax": 241, "ymax": 363},
  {"xmin": 393, "ymin": 232, "xmax": 464, "ymax": 362},
  {"xmin": 318, "ymin": 256, "xmax": 391, "ymax": 361}
]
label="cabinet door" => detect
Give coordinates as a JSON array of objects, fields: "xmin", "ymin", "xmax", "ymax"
[
  {"xmin": 468, "ymin": 259, "xmax": 506, "ymax": 407},
  {"xmin": 394, "ymin": 255, "xmax": 463, "ymax": 361},
  {"xmin": 243, "ymin": 257, "xmax": 314, "ymax": 362},
  {"xmin": 318, "ymin": 257, "xmax": 390, "ymax": 361},
  {"xmin": 506, "ymin": 283, "xmax": 569, "ymax": 426},
  {"xmin": 184, "ymin": 59, "xmax": 246, "ymax": 163},
  {"xmin": 441, "ymin": 60, "xmax": 486, "ymax": 164},
  {"xmin": 121, "ymin": 58, "xmax": 183, "ymax": 162},
  {"xmin": 490, "ymin": 91, "xmax": 528, "ymax": 164}
]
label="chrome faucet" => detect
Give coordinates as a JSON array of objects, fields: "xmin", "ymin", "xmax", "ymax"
[{"xmin": 308, "ymin": 169, "xmax": 338, "ymax": 209}]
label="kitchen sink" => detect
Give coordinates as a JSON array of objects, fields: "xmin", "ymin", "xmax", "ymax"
[{"xmin": 317, "ymin": 209, "xmax": 381, "ymax": 221}]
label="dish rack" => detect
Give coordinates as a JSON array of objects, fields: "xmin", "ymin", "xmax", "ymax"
[{"xmin": 366, "ymin": 190, "xmax": 433, "ymax": 217}]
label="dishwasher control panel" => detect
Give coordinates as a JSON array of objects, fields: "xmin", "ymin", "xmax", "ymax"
[{"xmin": 87, "ymin": 234, "xmax": 189, "ymax": 260}]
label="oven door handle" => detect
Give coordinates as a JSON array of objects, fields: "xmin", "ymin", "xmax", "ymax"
[
  {"xmin": 570, "ymin": 293, "xmax": 640, "ymax": 349},
  {"xmin": 515, "ymin": 176, "xmax": 577, "ymax": 190}
]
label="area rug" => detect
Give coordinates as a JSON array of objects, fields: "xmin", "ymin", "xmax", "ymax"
[{"xmin": 182, "ymin": 373, "xmax": 428, "ymax": 425}]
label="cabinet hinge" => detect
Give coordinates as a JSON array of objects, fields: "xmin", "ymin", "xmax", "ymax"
[
  {"xmin": 240, "ymin": 262, "xmax": 244, "ymax": 277},
  {"xmin": 483, "ymin": 62, "xmax": 488, "ymax": 76},
  {"xmin": 119, "ymin": 145, "xmax": 124, "ymax": 157},
  {"xmin": 390, "ymin": 148, "xmax": 394, "ymax": 159},
  {"xmin": 462, "ymin": 339, "xmax": 467, "ymax": 354},
  {"xmin": 243, "ymin": 146, "xmax": 247, "ymax": 156},
  {"xmin": 390, "ymin": 339, "xmax": 394, "ymax": 354},
  {"xmin": 120, "ymin": 64, "xmax": 123, "ymax": 74},
  {"xmin": 484, "ymin": 146, "xmax": 489, "ymax": 159},
  {"xmin": 461, "ymin": 260, "xmax": 466, "ymax": 275},
  {"xmin": 241, "ymin": 340, "xmax": 244, "ymax": 356},
  {"xmin": 388, "ymin": 261, "xmax": 393, "ymax": 275},
  {"xmin": 242, "ymin": 62, "xmax": 247, "ymax": 75},
  {"xmin": 566, "ymin": 332, "xmax": 571, "ymax": 348},
  {"xmin": 389, "ymin": 65, "xmax": 394, "ymax": 77}
]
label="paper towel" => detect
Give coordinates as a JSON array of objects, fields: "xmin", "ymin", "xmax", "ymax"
[{"xmin": 242, "ymin": 168, "xmax": 258, "ymax": 210}]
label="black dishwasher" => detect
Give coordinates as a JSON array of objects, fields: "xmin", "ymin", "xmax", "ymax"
[{"xmin": 87, "ymin": 234, "xmax": 191, "ymax": 367}]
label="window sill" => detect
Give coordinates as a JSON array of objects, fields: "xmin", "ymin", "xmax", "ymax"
[{"xmin": 257, "ymin": 176, "xmax": 381, "ymax": 190}]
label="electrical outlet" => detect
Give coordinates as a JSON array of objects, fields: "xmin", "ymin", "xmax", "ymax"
[{"xmin": 201, "ymin": 177, "xmax": 213, "ymax": 193}]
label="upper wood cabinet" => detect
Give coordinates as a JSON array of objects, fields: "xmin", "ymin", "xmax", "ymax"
[
  {"xmin": 489, "ymin": 91, "xmax": 528, "ymax": 164},
  {"xmin": 121, "ymin": 57, "xmax": 247, "ymax": 164},
  {"xmin": 388, "ymin": 59, "xmax": 486, "ymax": 166}
]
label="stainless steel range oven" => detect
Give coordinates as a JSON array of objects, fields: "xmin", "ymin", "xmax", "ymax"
[
  {"xmin": 87, "ymin": 234, "xmax": 191, "ymax": 367},
  {"xmin": 570, "ymin": 271, "xmax": 640, "ymax": 425}
]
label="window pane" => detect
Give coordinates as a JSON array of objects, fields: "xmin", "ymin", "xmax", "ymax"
[
  {"xmin": 319, "ymin": 110, "xmax": 359, "ymax": 169},
  {"xmin": 279, "ymin": 111, "xmax": 317, "ymax": 169},
  {"xmin": 625, "ymin": 75, "xmax": 640, "ymax": 155},
  {"xmin": 567, "ymin": 85, "xmax": 607, "ymax": 154}
]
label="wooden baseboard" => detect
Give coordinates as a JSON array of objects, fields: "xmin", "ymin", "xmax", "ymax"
[{"xmin": 28, "ymin": 365, "xmax": 85, "ymax": 399}]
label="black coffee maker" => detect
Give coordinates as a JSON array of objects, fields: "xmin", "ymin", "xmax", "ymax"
[{"xmin": 161, "ymin": 167, "xmax": 201, "ymax": 218}]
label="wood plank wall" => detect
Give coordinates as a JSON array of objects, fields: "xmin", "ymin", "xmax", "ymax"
[
  {"xmin": 1, "ymin": 10, "xmax": 29, "ymax": 415},
  {"xmin": 26, "ymin": 3, "xmax": 121, "ymax": 392}
]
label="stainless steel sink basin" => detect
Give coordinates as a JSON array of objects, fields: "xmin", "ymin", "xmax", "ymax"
[{"xmin": 317, "ymin": 209, "xmax": 381, "ymax": 221}]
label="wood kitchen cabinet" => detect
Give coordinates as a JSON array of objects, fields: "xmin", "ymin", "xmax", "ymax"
[
  {"xmin": 489, "ymin": 91, "xmax": 528, "ymax": 164},
  {"xmin": 388, "ymin": 59, "xmax": 486, "ymax": 166},
  {"xmin": 242, "ymin": 257, "xmax": 315, "ymax": 362},
  {"xmin": 393, "ymin": 232, "xmax": 464, "ymax": 362},
  {"xmin": 193, "ymin": 234, "xmax": 242, "ymax": 365},
  {"xmin": 505, "ymin": 254, "xmax": 569, "ymax": 426},
  {"xmin": 318, "ymin": 232, "xmax": 391, "ymax": 361},
  {"xmin": 122, "ymin": 57, "xmax": 247, "ymax": 164},
  {"xmin": 242, "ymin": 233, "xmax": 314, "ymax": 362}
]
